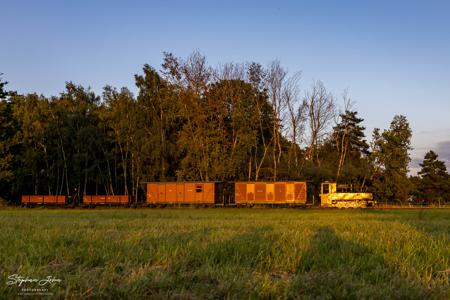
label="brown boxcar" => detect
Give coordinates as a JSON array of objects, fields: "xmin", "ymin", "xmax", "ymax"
[
  {"xmin": 146, "ymin": 182, "xmax": 232, "ymax": 205},
  {"xmin": 21, "ymin": 195, "xmax": 67, "ymax": 206},
  {"xmin": 83, "ymin": 195, "xmax": 130, "ymax": 206},
  {"xmin": 235, "ymin": 182, "xmax": 307, "ymax": 205}
]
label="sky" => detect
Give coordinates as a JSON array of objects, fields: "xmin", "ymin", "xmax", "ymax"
[{"xmin": 2, "ymin": 0, "xmax": 450, "ymax": 173}]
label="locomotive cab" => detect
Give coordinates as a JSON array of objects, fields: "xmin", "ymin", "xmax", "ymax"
[{"xmin": 320, "ymin": 182, "xmax": 336, "ymax": 205}]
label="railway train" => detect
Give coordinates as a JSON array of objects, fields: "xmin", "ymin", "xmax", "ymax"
[{"xmin": 21, "ymin": 181, "xmax": 375, "ymax": 208}]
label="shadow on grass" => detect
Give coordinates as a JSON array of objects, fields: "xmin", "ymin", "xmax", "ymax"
[
  {"xmin": 400, "ymin": 209, "xmax": 450, "ymax": 238},
  {"xmin": 365, "ymin": 209, "xmax": 450, "ymax": 238},
  {"xmin": 288, "ymin": 227, "xmax": 440, "ymax": 300},
  {"xmin": 140, "ymin": 226, "xmax": 274, "ymax": 298}
]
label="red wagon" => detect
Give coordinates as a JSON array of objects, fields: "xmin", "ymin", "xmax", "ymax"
[
  {"xmin": 83, "ymin": 195, "xmax": 130, "ymax": 206},
  {"xmin": 21, "ymin": 195, "xmax": 67, "ymax": 206}
]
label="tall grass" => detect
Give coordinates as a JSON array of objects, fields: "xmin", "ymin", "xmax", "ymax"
[{"xmin": 0, "ymin": 208, "xmax": 448, "ymax": 299}]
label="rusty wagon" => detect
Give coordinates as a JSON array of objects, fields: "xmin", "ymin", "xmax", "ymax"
[
  {"xmin": 21, "ymin": 195, "xmax": 67, "ymax": 206},
  {"xmin": 83, "ymin": 195, "xmax": 130, "ymax": 207},
  {"xmin": 146, "ymin": 182, "xmax": 233, "ymax": 205}
]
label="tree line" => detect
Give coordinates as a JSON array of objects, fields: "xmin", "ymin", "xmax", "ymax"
[{"xmin": 0, "ymin": 52, "xmax": 449, "ymax": 204}]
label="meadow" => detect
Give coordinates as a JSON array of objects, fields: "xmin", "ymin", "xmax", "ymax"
[{"xmin": 0, "ymin": 208, "xmax": 449, "ymax": 299}]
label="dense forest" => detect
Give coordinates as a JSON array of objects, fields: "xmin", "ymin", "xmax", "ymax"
[{"xmin": 1, "ymin": 52, "xmax": 449, "ymax": 204}]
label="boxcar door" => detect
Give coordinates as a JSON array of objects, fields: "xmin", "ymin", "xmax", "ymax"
[
  {"xmin": 235, "ymin": 183, "xmax": 247, "ymax": 204},
  {"xmin": 147, "ymin": 184, "xmax": 158, "ymax": 203},
  {"xmin": 255, "ymin": 183, "xmax": 266, "ymax": 203},
  {"xmin": 266, "ymin": 184, "xmax": 275, "ymax": 203},
  {"xmin": 195, "ymin": 184, "xmax": 204, "ymax": 202},
  {"xmin": 247, "ymin": 183, "xmax": 255, "ymax": 203},
  {"xmin": 274, "ymin": 183, "xmax": 286, "ymax": 203},
  {"xmin": 286, "ymin": 183, "xmax": 295, "ymax": 203},
  {"xmin": 158, "ymin": 184, "xmax": 166, "ymax": 203},
  {"xmin": 166, "ymin": 183, "xmax": 177, "ymax": 202},
  {"xmin": 203, "ymin": 183, "xmax": 215, "ymax": 204},
  {"xmin": 294, "ymin": 182, "xmax": 307, "ymax": 204},
  {"xmin": 176, "ymin": 183, "xmax": 184, "ymax": 203},
  {"xmin": 184, "ymin": 183, "xmax": 196, "ymax": 203}
]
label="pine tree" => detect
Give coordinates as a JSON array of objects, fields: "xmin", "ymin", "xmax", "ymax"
[
  {"xmin": 0, "ymin": 74, "xmax": 8, "ymax": 99},
  {"xmin": 332, "ymin": 110, "xmax": 369, "ymax": 182},
  {"xmin": 417, "ymin": 150, "xmax": 449, "ymax": 205}
]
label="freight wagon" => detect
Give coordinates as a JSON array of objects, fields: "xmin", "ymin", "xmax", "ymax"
[
  {"xmin": 83, "ymin": 195, "xmax": 130, "ymax": 207},
  {"xmin": 21, "ymin": 195, "xmax": 67, "ymax": 206},
  {"xmin": 148, "ymin": 181, "xmax": 307, "ymax": 206},
  {"xmin": 235, "ymin": 181, "xmax": 307, "ymax": 206},
  {"xmin": 146, "ymin": 182, "xmax": 233, "ymax": 206}
]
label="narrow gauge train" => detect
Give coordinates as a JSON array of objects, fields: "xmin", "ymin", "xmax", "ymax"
[{"xmin": 21, "ymin": 181, "xmax": 374, "ymax": 208}]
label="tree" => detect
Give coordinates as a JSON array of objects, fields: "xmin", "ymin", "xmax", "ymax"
[
  {"xmin": 160, "ymin": 53, "xmax": 277, "ymax": 181},
  {"xmin": 0, "ymin": 74, "xmax": 8, "ymax": 99},
  {"xmin": 371, "ymin": 115, "xmax": 412, "ymax": 202},
  {"xmin": 11, "ymin": 93, "xmax": 51, "ymax": 195},
  {"xmin": 47, "ymin": 83, "xmax": 103, "ymax": 198},
  {"xmin": 246, "ymin": 63, "xmax": 273, "ymax": 180},
  {"xmin": 204, "ymin": 79, "xmax": 273, "ymax": 180},
  {"xmin": 135, "ymin": 64, "xmax": 180, "ymax": 182},
  {"xmin": 417, "ymin": 150, "xmax": 449, "ymax": 205},
  {"xmin": 332, "ymin": 109, "xmax": 370, "ymax": 183},
  {"xmin": 0, "ymin": 76, "xmax": 15, "ymax": 200},
  {"xmin": 283, "ymin": 72, "xmax": 307, "ymax": 178},
  {"xmin": 304, "ymin": 81, "xmax": 336, "ymax": 167},
  {"xmin": 102, "ymin": 86, "xmax": 136, "ymax": 195},
  {"xmin": 0, "ymin": 101, "xmax": 13, "ymax": 183},
  {"xmin": 265, "ymin": 61, "xmax": 287, "ymax": 180}
]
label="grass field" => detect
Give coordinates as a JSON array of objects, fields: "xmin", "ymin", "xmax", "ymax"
[{"xmin": 0, "ymin": 208, "xmax": 449, "ymax": 299}]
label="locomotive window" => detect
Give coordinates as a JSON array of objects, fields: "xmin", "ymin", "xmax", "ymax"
[
  {"xmin": 323, "ymin": 184, "xmax": 329, "ymax": 194},
  {"xmin": 196, "ymin": 185, "xmax": 203, "ymax": 193}
]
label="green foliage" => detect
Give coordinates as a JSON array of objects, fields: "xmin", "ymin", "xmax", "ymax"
[
  {"xmin": 371, "ymin": 115, "xmax": 413, "ymax": 201},
  {"xmin": 332, "ymin": 110, "xmax": 370, "ymax": 184},
  {"xmin": 177, "ymin": 79, "xmax": 274, "ymax": 181},
  {"xmin": 0, "ymin": 101, "xmax": 15, "ymax": 182},
  {"xmin": 10, "ymin": 93, "xmax": 51, "ymax": 195},
  {"xmin": 135, "ymin": 64, "xmax": 181, "ymax": 182},
  {"xmin": 0, "ymin": 77, "xmax": 17, "ymax": 200},
  {"xmin": 417, "ymin": 151, "xmax": 450, "ymax": 204},
  {"xmin": 102, "ymin": 86, "xmax": 136, "ymax": 196},
  {"xmin": 0, "ymin": 74, "xmax": 8, "ymax": 100}
]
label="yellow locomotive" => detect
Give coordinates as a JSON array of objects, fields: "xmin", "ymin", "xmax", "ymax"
[{"xmin": 320, "ymin": 182, "xmax": 375, "ymax": 208}]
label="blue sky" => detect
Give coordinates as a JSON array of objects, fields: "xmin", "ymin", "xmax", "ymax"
[{"xmin": 2, "ymin": 0, "xmax": 450, "ymax": 172}]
